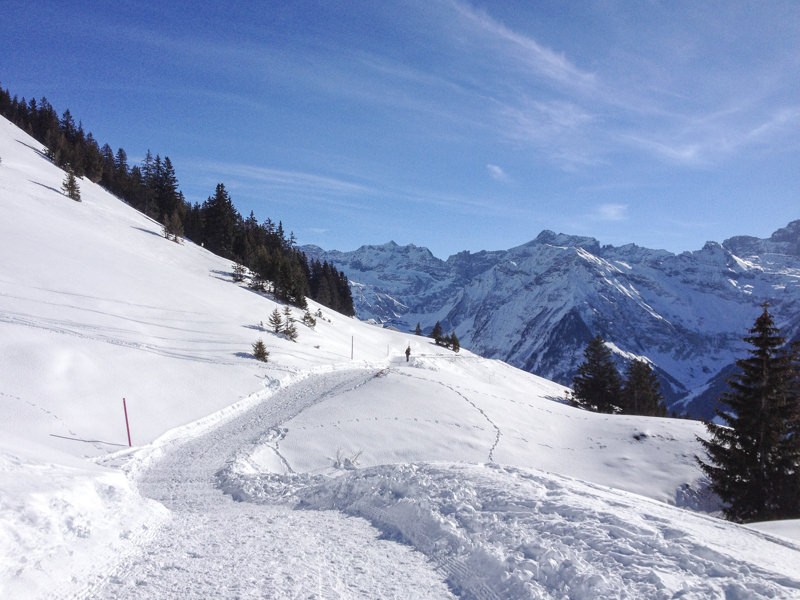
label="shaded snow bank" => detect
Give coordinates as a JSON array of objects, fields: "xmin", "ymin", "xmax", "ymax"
[{"xmin": 222, "ymin": 462, "xmax": 800, "ymax": 599}]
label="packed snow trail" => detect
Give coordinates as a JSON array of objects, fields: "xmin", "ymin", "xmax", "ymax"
[{"xmin": 89, "ymin": 369, "xmax": 455, "ymax": 599}]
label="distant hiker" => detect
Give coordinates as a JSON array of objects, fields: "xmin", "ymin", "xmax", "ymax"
[{"xmin": 405, "ymin": 345, "xmax": 411, "ymax": 362}]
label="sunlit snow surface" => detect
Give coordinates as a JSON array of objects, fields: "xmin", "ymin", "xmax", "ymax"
[{"xmin": 1, "ymin": 116, "xmax": 799, "ymax": 598}]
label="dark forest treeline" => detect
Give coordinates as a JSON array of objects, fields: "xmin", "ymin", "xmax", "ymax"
[{"xmin": 0, "ymin": 84, "xmax": 354, "ymax": 314}]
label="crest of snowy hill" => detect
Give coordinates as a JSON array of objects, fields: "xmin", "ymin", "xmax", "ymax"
[
  {"xmin": 2, "ymin": 115, "xmax": 800, "ymax": 598},
  {"xmin": 304, "ymin": 222, "xmax": 800, "ymax": 419}
]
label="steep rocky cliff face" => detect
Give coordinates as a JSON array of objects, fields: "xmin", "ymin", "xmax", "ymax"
[{"xmin": 304, "ymin": 221, "xmax": 800, "ymax": 418}]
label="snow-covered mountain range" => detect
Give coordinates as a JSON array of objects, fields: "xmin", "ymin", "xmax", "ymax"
[{"xmin": 305, "ymin": 223, "xmax": 800, "ymax": 418}]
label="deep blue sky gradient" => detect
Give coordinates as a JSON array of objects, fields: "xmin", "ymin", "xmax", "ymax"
[{"xmin": 2, "ymin": 1, "xmax": 798, "ymax": 257}]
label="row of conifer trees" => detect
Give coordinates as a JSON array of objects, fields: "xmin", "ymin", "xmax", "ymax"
[
  {"xmin": 0, "ymin": 83, "xmax": 354, "ymax": 315},
  {"xmin": 570, "ymin": 336, "xmax": 666, "ymax": 417}
]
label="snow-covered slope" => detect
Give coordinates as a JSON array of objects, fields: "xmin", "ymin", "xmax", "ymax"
[
  {"xmin": 305, "ymin": 224, "xmax": 800, "ymax": 419},
  {"xmin": 2, "ymin": 116, "xmax": 799, "ymax": 598}
]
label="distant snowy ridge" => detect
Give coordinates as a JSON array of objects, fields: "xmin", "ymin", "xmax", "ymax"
[{"xmin": 305, "ymin": 222, "xmax": 800, "ymax": 418}]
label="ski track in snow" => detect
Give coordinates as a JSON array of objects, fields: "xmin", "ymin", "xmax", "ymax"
[{"xmin": 87, "ymin": 369, "xmax": 455, "ymax": 599}]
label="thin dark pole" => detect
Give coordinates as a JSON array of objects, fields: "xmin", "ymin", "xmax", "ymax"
[{"xmin": 123, "ymin": 398, "xmax": 132, "ymax": 447}]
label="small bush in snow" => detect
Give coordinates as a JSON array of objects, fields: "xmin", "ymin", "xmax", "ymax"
[
  {"xmin": 232, "ymin": 262, "xmax": 247, "ymax": 282},
  {"xmin": 302, "ymin": 310, "xmax": 316, "ymax": 329}
]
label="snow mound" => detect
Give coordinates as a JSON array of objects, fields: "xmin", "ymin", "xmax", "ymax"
[
  {"xmin": 0, "ymin": 436, "xmax": 167, "ymax": 598},
  {"xmin": 225, "ymin": 462, "xmax": 800, "ymax": 599}
]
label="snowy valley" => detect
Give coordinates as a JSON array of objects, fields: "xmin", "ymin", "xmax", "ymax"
[{"xmin": 1, "ymin": 115, "xmax": 800, "ymax": 598}]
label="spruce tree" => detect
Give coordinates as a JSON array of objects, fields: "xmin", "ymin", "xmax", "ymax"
[
  {"xmin": 61, "ymin": 166, "xmax": 81, "ymax": 201},
  {"xmin": 282, "ymin": 305, "xmax": 298, "ymax": 341},
  {"xmin": 431, "ymin": 321, "xmax": 444, "ymax": 345},
  {"xmin": 232, "ymin": 262, "xmax": 247, "ymax": 283},
  {"xmin": 201, "ymin": 183, "xmax": 238, "ymax": 259},
  {"xmin": 571, "ymin": 335, "xmax": 622, "ymax": 413},
  {"xmin": 450, "ymin": 332, "xmax": 461, "ymax": 353},
  {"xmin": 621, "ymin": 360, "xmax": 666, "ymax": 416},
  {"xmin": 697, "ymin": 304, "xmax": 799, "ymax": 522},
  {"xmin": 161, "ymin": 210, "xmax": 183, "ymax": 242},
  {"xmin": 268, "ymin": 308, "xmax": 283, "ymax": 333},
  {"xmin": 302, "ymin": 310, "xmax": 317, "ymax": 328},
  {"xmin": 252, "ymin": 339, "xmax": 269, "ymax": 362}
]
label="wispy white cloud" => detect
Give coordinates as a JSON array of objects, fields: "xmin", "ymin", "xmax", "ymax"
[
  {"xmin": 445, "ymin": 0, "xmax": 800, "ymax": 170},
  {"xmin": 180, "ymin": 160, "xmax": 375, "ymax": 213},
  {"xmin": 494, "ymin": 100, "xmax": 601, "ymax": 169},
  {"xmin": 619, "ymin": 104, "xmax": 800, "ymax": 167},
  {"xmin": 448, "ymin": 0, "xmax": 597, "ymax": 92},
  {"xmin": 594, "ymin": 203, "xmax": 629, "ymax": 222},
  {"xmin": 486, "ymin": 164, "xmax": 508, "ymax": 181},
  {"xmin": 192, "ymin": 161, "xmax": 370, "ymax": 196}
]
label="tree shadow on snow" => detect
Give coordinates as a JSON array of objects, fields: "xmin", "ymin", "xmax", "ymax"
[
  {"xmin": 130, "ymin": 225, "xmax": 163, "ymax": 238},
  {"xmin": 17, "ymin": 138, "xmax": 49, "ymax": 159},
  {"xmin": 29, "ymin": 179, "xmax": 63, "ymax": 197},
  {"xmin": 544, "ymin": 394, "xmax": 571, "ymax": 405},
  {"xmin": 209, "ymin": 269, "xmax": 235, "ymax": 283}
]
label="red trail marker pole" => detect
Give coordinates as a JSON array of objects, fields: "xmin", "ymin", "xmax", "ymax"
[{"xmin": 123, "ymin": 397, "xmax": 132, "ymax": 447}]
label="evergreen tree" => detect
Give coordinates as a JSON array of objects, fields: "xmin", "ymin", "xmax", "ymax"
[
  {"xmin": 114, "ymin": 147, "xmax": 129, "ymax": 184},
  {"xmin": 161, "ymin": 210, "xmax": 184, "ymax": 242},
  {"xmin": 252, "ymin": 339, "xmax": 269, "ymax": 362},
  {"xmin": 621, "ymin": 360, "xmax": 666, "ymax": 416},
  {"xmin": 45, "ymin": 127, "xmax": 66, "ymax": 164},
  {"xmin": 282, "ymin": 305, "xmax": 298, "ymax": 341},
  {"xmin": 697, "ymin": 305, "xmax": 800, "ymax": 522},
  {"xmin": 83, "ymin": 132, "xmax": 104, "ymax": 182},
  {"xmin": 274, "ymin": 254, "xmax": 309, "ymax": 307},
  {"xmin": 415, "ymin": 322, "xmax": 423, "ymax": 336},
  {"xmin": 99, "ymin": 143, "xmax": 116, "ymax": 190},
  {"xmin": 302, "ymin": 310, "xmax": 317, "ymax": 328},
  {"xmin": 232, "ymin": 262, "xmax": 247, "ymax": 283},
  {"xmin": 450, "ymin": 332, "xmax": 461, "ymax": 353},
  {"xmin": 431, "ymin": 321, "xmax": 444, "ymax": 345},
  {"xmin": 155, "ymin": 156, "xmax": 182, "ymax": 219},
  {"xmin": 61, "ymin": 166, "xmax": 81, "ymax": 201},
  {"xmin": 249, "ymin": 246, "xmax": 273, "ymax": 292},
  {"xmin": 201, "ymin": 183, "xmax": 238, "ymax": 259},
  {"xmin": 571, "ymin": 336, "xmax": 623, "ymax": 413},
  {"xmin": 268, "ymin": 308, "xmax": 283, "ymax": 333},
  {"xmin": 182, "ymin": 201, "xmax": 205, "ymax": 244}
]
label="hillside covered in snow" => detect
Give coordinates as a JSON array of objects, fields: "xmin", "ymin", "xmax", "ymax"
[
  {"xmin": 305, "ymin": 221, "xmax": 800, "ymax": 419},
  {"xmin": 2, "ymin": 116, "xmax": 800, "ymax": 598}
]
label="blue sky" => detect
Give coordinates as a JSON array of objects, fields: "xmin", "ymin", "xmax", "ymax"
[{"xmin": 2, "ymin": 1, "xmax": 798, "ymax": 258}]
